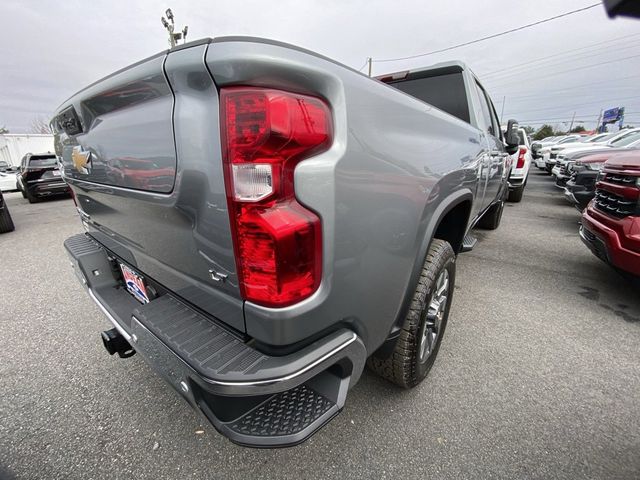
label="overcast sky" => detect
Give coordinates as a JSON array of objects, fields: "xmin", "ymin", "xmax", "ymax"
[{"xmin": 2, "ymin": 0, "xmax": 639, "ymax": 133}]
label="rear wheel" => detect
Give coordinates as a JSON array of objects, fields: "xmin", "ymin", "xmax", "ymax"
[
  {"xmin": 477, "ymin": 199, "xmax": 504, "ymax": 230},
  {"xmin": 368, "ymin": 238, "xmax": 455, "ymax": 388},
  {"xmin": 0, "ymin": 205, "xmax": 15, "ymax": 233},
  {"xmin": 26, "ymin": 189, "xmax": 38, "ymax": 204}
]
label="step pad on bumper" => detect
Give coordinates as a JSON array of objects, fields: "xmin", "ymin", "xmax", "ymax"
[
  {"xmin": 132, "ymin": 302, "xmax": 350, "ymax": 447},
  {"xmin": 228, "ymin": 384, "xmax": 333, "ymax": 437}
]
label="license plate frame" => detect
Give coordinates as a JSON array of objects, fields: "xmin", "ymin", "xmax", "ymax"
[{"xmin": 119, "ymin": 263, "xmax": 150, "ymax": 304}]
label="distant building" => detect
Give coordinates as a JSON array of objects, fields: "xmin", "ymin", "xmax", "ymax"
[{"xmin": 0, "ymin": 134, "xmax": 55, "ymax": 167}]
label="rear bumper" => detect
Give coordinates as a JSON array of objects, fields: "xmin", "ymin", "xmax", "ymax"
[
  {"xmin": 27, "ymin": 180, "xmax": 70, "ymax": 197},
  {"xmin": 580, "ymin": 207, "xmax": 640, "ymax": 276},
  {"xmin": 508, "ymin": 171, "xmax": 527, "ymax": 190},
  {"xmin": 64, "ymin": 233, "xmax": 366, "ymax": 447}
]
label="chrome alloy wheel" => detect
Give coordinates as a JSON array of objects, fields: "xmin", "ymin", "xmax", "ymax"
[{"xmin": 419, "ymin": 269, "xmax": 449, "ymax": 362}]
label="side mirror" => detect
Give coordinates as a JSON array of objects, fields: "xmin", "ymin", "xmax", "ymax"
[
  {"xmin": 505, "ymin": 119, "xmax": 520, "ymax": 155},
  {"xmin": 604, "ymin": 0, "xmax": 640, "ymax": 18}
]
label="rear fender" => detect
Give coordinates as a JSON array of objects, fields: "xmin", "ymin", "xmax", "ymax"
[{"xmin": 374, "ymin": 188, "xmax": 474, "ymax": 358}]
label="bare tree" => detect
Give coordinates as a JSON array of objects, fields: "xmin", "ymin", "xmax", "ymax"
[
  {"xmin": 0, "ymin": 126, "xmax": 9, "ymax": 134},
  {"xmin": 30, "ymin": 116, "xmax": 52, "ymax": 134}
]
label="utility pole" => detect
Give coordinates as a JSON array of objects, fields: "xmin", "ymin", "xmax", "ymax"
[
  {"xmin": 568, "ymin": 111, "xmax": 576, "ymax": 132},
  {"xmin": 500, "ymin": 96, "xmax": 506, "ymax": 124},
  {"xmin": 367, "ymin": 57, "xmax": 372, "ymax": 77},
  {"xmin": 595, "ymin": 109, "xmax": 603, "ymax": 133},
  {"xmin": 161, "ymin": 8, "xmax": 188, "ymax": 48}
]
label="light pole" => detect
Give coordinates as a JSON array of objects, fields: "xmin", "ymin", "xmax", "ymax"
[{"xmin": 161, "ymin": 8, "xmax": 188, "ymax": 48}]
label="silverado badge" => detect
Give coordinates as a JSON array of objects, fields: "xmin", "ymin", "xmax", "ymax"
[{"xmin": 72, "ymin": 145, "xmax": 92, "ymax": 174}]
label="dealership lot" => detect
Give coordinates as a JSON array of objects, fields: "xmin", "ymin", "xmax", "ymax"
[{"xmin": 0, "ymin": 172, "xmax": 638, "ymax": 480}]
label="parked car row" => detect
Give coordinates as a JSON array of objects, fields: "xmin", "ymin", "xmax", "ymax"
[
  {"xmin": 534, "ymin": 131, "xmax": 640, "ymax": 280},
  {"xmin": 534, "ymin": 129, "xmax": 640, "ymax": 173}
]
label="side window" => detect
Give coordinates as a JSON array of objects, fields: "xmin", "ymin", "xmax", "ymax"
[{"xmin": 473, "ymin": 81, "xmax": 493, "ymax": 136}]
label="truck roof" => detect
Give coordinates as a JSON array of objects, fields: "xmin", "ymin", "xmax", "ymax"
[{"xmin": 375, "ymin": 60, "xmax": 475, "ymax": 83}]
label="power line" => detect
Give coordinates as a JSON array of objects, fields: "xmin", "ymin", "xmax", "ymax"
[
  {"xmin": 517, "ymin": 112, "xmax": 639, "ymax": 123},
  {"xmin": 488, "ymin": 74, "xmax": 640, "ymax": 100},
  {"xmin": 484, "ymin": 53, "xmax": 640, "ymax": 88},
  {"xmin": 484, "ymin": 44, "xmax": 640, "ymax": 82},
  {"xmin": 502, "ymin": 95, "xmax": 640, "ymax": 116},
  {"xmin": 480, "ymin": 32, "xmax": 640, "ymax": 78},
  {"xmin": 357, "ymin": 59, "xmax": 369, "ymax": 72},
  {"xmin": 498, "ymin": 83, "xmax": 639, "ymax": 102},
  {"xmin": 372, "ymin": 3, "xmax": 601, "ymax": 63},
  {"xmin": 482, "ymin": 39, "xmax": 640, "ymax": 80}
]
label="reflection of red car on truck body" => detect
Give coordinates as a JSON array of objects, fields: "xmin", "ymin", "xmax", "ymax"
[
  {"xmin": 105, "ymin": 157, "xmax": 175, "ymax": 191},
  {"xmin": 580, "ymin": 151, "xmax": 640, "ymax": 277}
]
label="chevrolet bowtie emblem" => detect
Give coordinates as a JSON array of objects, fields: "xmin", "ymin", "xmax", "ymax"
[{"xmin": 72, "ymin": 146, "xmax": 92, "ymax": 174}]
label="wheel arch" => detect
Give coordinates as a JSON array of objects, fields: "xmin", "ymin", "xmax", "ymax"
[{"xmin": 373, "ymin": 188, "xmax": 474, "ymax": 359}]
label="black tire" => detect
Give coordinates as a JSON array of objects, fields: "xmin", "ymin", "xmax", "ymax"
[
  {"xmin": 26, "ymin": 189, "xmax": 38, "ymax": 204},
  {"xmin": 0, "ymin": 205, "xmax": 15, "ymax": 233},
  {"xmin": 476, "ymin": 199, "xmax": 504, "ymax": 230},
  {"xmin": 368, "ymin": 238, "xmax": 455, "ymax": 388},
  {"xmin": 507, "ymin": 186, "xmax": 524, "ymax": 203}
]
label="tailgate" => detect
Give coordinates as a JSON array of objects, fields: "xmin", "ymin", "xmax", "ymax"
[{"xmin": 52, "ymin": 44, "xmax": 244, "ymax": 332}]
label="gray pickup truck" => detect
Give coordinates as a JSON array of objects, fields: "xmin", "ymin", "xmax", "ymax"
[{"xmin": 53, "ymin": 37, "xmax": 518, "ymax": 448}]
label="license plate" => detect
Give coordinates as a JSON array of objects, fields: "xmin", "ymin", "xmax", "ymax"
[
  {"xmin": 120, "ymin": 264, "xmax": 150, "ymax": 304},
  {"xmin": 52, "ymin": 170, "xmax": 61, "ymax": 176}
]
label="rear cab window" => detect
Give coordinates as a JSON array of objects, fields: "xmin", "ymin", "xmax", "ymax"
[
  {"xmin": 383, "ymin": 66, "xmax": 471, "ymax": 124},
  {"xmin": 28, "ymin": 155, "xmax": 57, "ymax": 168}
]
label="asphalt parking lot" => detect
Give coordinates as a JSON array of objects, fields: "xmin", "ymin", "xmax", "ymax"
[{"xmin": 1, "ymin": 172, "xmax": 639, "ymax": 480}]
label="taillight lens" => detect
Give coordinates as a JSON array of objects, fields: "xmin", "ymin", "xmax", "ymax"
[
  {"xmin": 220, "ymin": 87, "xmax": 332, "ymax": 307},
  {"xmin": 516, "ymin": 147, "xmax": 527, "ymax": 169}
]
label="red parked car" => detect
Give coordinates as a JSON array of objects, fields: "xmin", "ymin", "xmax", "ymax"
[{"xmin": 580, "ymin": 151, "xmax": 640, "ymax": 277}]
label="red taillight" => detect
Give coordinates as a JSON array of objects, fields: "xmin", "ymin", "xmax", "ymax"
[
  {"xmin": 220, "ymin": 87, "xmax": 332, "ymax": 307},
  {"xmin": 516, "ymin": 147, "xmax": 527, "ymax": 169}
]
